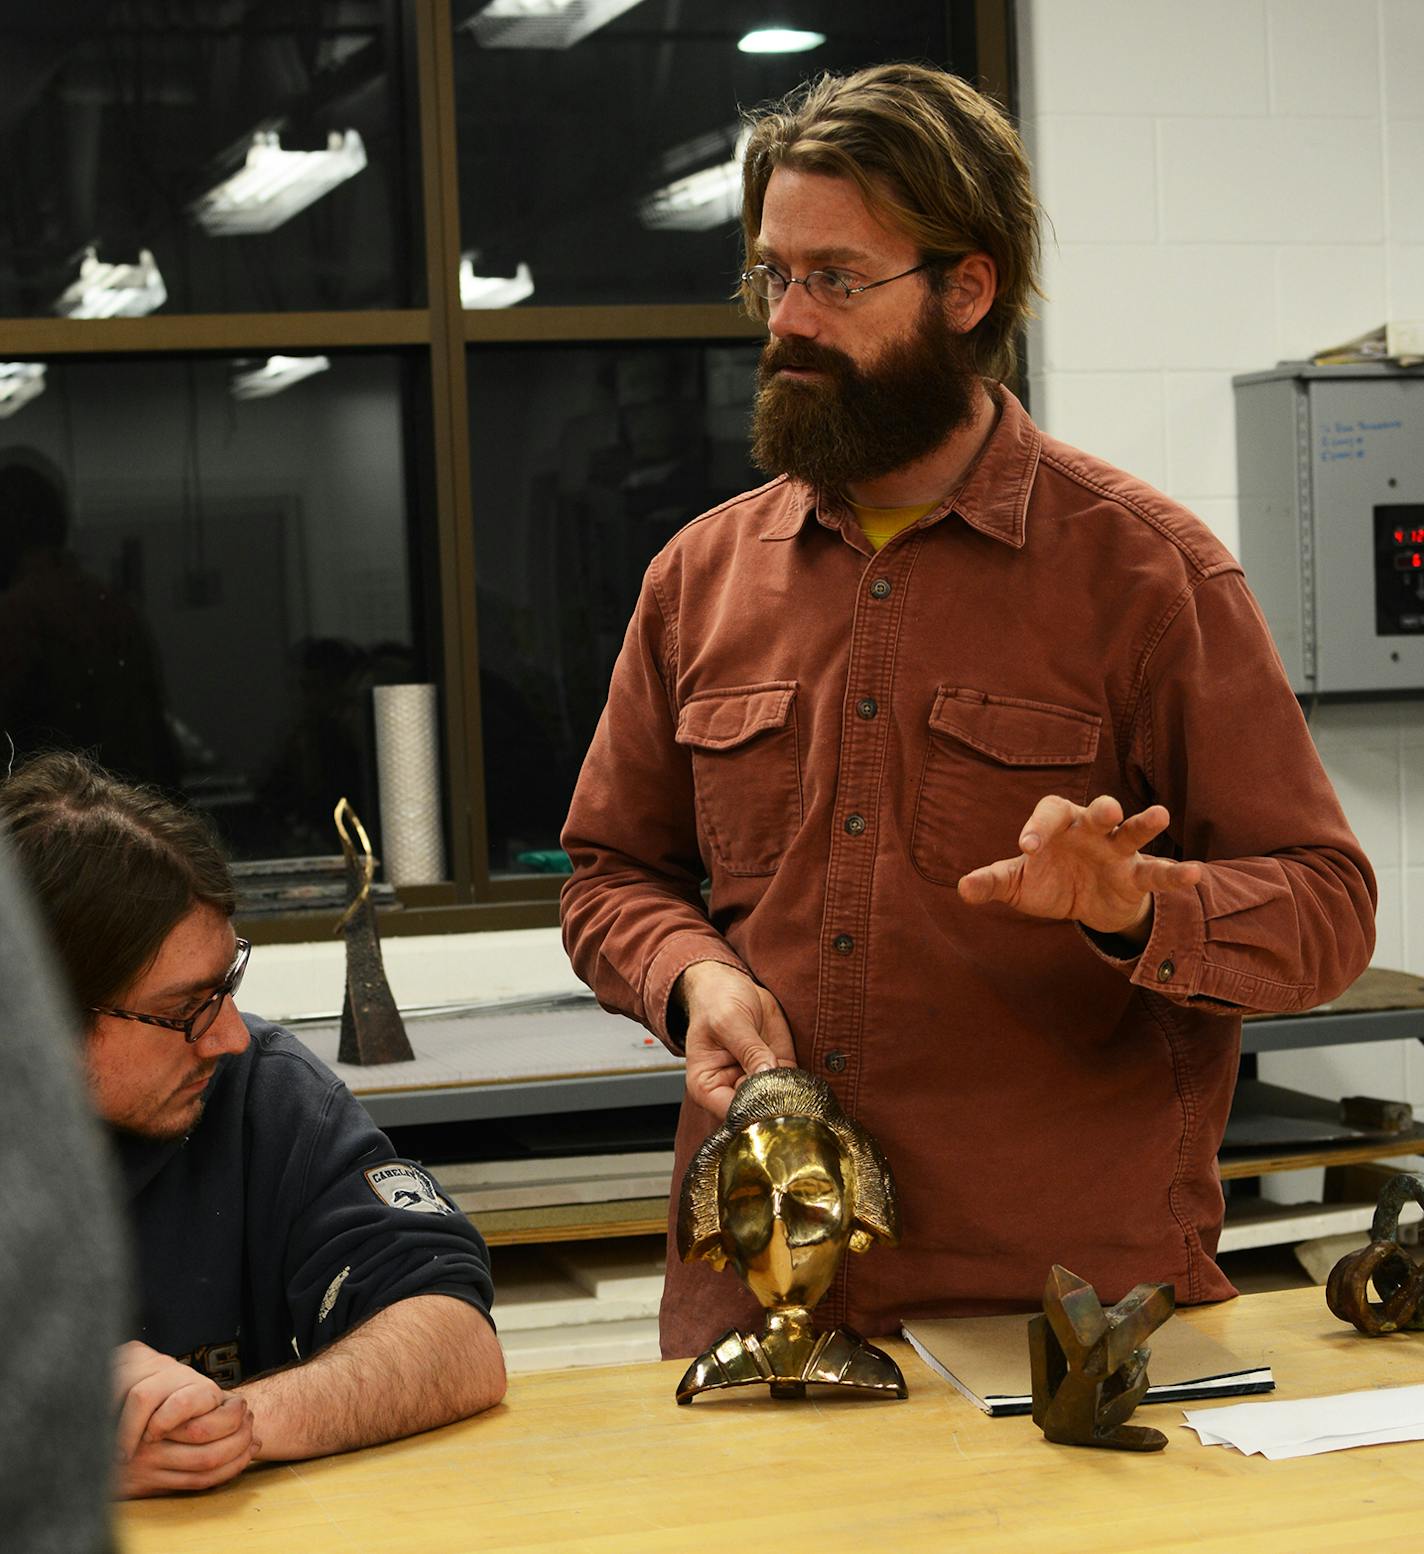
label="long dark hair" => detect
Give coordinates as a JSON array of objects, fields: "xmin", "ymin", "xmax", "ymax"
[
  {"xmin": 0, "ymin": 751, "xmax": 235, "ymax": 1013},
  {"xmin": 739, "ymin": 62, "xmax": 1043, "ymax": 383}
]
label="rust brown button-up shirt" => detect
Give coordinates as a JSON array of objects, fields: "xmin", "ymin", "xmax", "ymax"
[{"xmin": 561, "ymin": 389, "xmax": 1376, "ymax": 1360}]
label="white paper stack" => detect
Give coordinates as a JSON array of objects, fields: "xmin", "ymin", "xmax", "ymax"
[
  {"xmin": 492, "ymin": 1238, "xmax": 666, "ymax": 1372},
  {"xmin": 437, "ymin": 1150, "xmax": 675, "ymax": 1213},
  {"xmin": 1183, "ymin": 1384, "xmax": 1424, "ymax": 1459}
]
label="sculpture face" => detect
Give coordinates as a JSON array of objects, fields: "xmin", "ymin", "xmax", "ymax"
[{"xmin": 719, "ymin": 1117, "xmax": 852, "ymax": 1309}]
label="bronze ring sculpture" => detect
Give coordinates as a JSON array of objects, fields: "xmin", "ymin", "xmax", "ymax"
[{"xmin": 1326, "ymin": 1172, "xmax": 1424, "ymax": 1335}]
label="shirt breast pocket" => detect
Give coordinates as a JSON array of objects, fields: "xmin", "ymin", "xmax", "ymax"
[
  {"xmin": 911, "ymin": 687, "xmax": 1102, "ymax": 885},
  {"xmin": 675, "ymin": 681, "xmax": 802, "ymax": 877}
]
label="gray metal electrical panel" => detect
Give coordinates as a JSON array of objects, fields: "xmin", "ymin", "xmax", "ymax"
[{"xmin": 1234, "ymin": 363, "xmax": 1424, "ymax": 694}]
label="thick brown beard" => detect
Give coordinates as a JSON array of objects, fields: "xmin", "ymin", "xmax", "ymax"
[{"xmin": 750, "ymin": 290, "xmax": 978, "ymax": 493}]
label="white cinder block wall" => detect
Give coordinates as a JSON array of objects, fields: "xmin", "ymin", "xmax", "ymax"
[{"xmin": 1018, "ymin": 0, "xmax": 1424, "ymax": 1163}]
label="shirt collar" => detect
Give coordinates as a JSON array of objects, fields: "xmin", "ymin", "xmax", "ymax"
[{"xmin": 757, "ymin": 386, "xmax": 1042, "ymax": 550}]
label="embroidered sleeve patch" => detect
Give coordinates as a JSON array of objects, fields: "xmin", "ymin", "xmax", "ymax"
[{"xmin": 363, "ymin": 1162, "xmax": 455, "ymax": 1215}]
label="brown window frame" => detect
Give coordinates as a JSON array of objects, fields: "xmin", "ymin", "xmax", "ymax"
[{"xmin": 9, "ymin": 0, "xmax": 1014, "ymax": 944}]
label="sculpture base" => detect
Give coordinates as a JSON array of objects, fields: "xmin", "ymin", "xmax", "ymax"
[
  {"xmin": 675, "ymin": 1324, "xmax": 908, "ymax": 1404},
  {"xmin": 337, "ymin": 981, "xmax": 415, "ymax": 1066}
]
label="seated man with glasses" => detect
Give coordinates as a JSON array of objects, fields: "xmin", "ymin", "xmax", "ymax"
[{"xmin": 0, "ymin": 750, "xmax": 505, "ymax": 1498}]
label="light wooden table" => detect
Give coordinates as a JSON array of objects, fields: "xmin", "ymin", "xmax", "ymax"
[{"xmin": 119, "ymin": 1285, "xmax": 1424, "ymax": 1554}]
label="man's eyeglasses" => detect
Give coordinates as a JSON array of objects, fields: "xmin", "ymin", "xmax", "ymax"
[
  {"xmin": 741, "ymin": 261, "xmax": 932, "ymax": 309},
  {"xmin": 89, "ymin": 938, "xmax": 251, "ymax": 1045}
]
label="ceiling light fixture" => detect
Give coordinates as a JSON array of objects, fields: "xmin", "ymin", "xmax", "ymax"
[
  {"xmin": 463, "ymin": 0, "xmax": 645, "ymax": 49},
  {"xmin": 640, "ymin": 129, "xmax": 749, "ymax": 233},
  {"xmin": 191, "ymin": 131, "xmax": 367, "ymax": 235},
  {"xmin": 230, "ymin": 355, "xmax": 331, "ymax": 401},
  {"xmin": 0, "ymin": 363, "xmax": 46, "ymax": 419},
  {"xmin": 460, "ymin": 257, "xmax": 534, "ymax": 308},
  {"xmin": 53, "ymin": 247, "xmax": 167, "ymax": 319},
  {"xmin": 738, "ymin": 27, "xmax": 826, "ymax": 53}
]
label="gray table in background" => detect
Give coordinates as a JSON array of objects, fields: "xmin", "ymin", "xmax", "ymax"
[
  {"xmin": 289, "ymin": 967, "xmax": 1424, "ymax": 1128},
  {"xmin": 291, "ymin": 992, "xmax": 685, "ymax": 1127}
]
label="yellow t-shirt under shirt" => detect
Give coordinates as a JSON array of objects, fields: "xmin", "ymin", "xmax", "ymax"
[{"xmin": 849, "ymin": 499, "xmax": 940, "ymax": 551}]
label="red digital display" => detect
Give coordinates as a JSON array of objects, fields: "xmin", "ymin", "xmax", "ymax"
[{"xmin": 1379, "ymin": 506, "xmax": 1424, "ymax": 634}]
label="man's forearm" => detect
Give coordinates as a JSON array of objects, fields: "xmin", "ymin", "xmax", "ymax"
[{"xmin": 236, "ymin": 1293, "xmax": 505, "ymax": 1462}]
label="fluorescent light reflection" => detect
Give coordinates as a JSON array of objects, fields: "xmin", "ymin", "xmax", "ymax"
[
  {"xmin": 53, "ymin": 247, "xmax": 167, "ymax": 318},
  {"xmin": 192, "ymin": 131, "xmax": 367, "ymax": 235},
  {"xmin": 640, "ymin": 128, "xmax": 748, "ymax": 233},
  {"xmin": 460, "ymin": 257, "xmax": 534, "ymax": 308},
  {"xmin": 464, "ymin": 0, "xmax": 645, "ymax": 49},
  {"xmin": 0, "ymin": 363, "xmax": 46, "ymax": 419},
  {"xmin": 230, "ymin": 355, "xmax": 331, "ymax": 401},
  {"xmin": 738, "ymin": 27, "xmax": 826, "ymax": 53}
]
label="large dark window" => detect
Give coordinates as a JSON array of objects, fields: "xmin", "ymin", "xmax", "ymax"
[
  {"xmin": 0, "ymin": 353, "xmax": 434, "ymax": 861},
  {"xmin": 451, "ymin": 1, "xmax": 963, "ymax": 307},
  {"xmin": 0, "ymin": 1, "xmax": 417, "ymax": 317},
  {"xmin": 468, "ymin": 341, "xmax": 761, "ymax": 872},
  {"xmin": 0, "ymin": 1, "xmax": 1003, "ymax": 938}
]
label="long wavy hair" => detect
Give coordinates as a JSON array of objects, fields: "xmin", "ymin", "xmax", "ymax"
[
  {"xmin": 739, "ymin": 62, "xmax": 1043, "ymax": 383},
  {"xmin": 0, "ymin": 750, "xmax": 235, "ymax": 1017}
]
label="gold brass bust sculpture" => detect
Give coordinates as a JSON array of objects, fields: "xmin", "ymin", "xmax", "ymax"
[{"xmin": 675, "ymin": 1068, "xmax": 907, "ymax": 1403}]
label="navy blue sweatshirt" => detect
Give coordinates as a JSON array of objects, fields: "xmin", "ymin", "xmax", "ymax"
[{"xmin": 112, "ymin": 1017, "xmax": 494, "ymax": 1384}]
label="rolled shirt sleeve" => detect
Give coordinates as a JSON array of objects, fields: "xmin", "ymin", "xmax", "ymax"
[
  {"xmin": 238, "ymin": 1026, "xmax": 495, "ymax": 1365},
  {"xmin": 282, "ymin": 1088, "xmax": 496, "ymax": 1358},
  {"xmin": 1123, "ymin": 570, "xmax": 1376, "ymax": 1010},
  {"xmin": 561, "ymin": 562, "xmax": 753, "ymax": 1049}
]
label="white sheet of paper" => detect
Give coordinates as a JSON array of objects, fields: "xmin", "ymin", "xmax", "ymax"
[
  {"xmin": 1257, "ymin": 1425, "xmax": 1424, "ymax": 1461},
  {"xmin": 1182, "ymin": 1384, "xmax": 1424, "ymax": 1458}
]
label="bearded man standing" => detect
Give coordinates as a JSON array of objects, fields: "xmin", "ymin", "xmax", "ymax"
[{"xmin": 561, "ymin": 63, "xmax": 1376, "ymax": 1359}]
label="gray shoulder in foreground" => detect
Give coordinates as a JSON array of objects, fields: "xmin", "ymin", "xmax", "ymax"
[{"xmin": 0, "ymin": 827, "xmax": 127, "ymax": 1554}]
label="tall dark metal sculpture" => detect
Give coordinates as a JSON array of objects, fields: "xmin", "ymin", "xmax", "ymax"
[
  {"xmin": 334, "ymin": 797, "xmax": 414, "ymax": 1066},
  {"xmin": 1028, "ymin": 1265, "xmax": 1175, "ymax": 1452},
  {"xmin": 1327, "ymin": 1172, "xmax": 1424, "ymax": 1335}
]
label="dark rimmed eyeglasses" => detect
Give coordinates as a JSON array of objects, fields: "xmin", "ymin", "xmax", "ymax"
[
  {"xmin": 89, "ymin": 938, "xmax": 251, "ymax": 1044},
  {"xmin": 741, "ymin": 260, "xmax": 932, "ymax": 309}
]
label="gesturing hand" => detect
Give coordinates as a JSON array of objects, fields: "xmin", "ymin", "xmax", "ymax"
[
  {"xmin": 956, "ymin": 795, "xmax": 1202, "ymax": 942},
  {"xmin": 677, "ymin": 961, "xmax": 798, "ymax": 1120},
  {"xmin": 113, "ymin": 1340, "xmax": 259, "ymax": 1498}
]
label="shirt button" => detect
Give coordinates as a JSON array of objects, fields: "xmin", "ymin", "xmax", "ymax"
[
  {"xmin": 824, "ymin": 1051, "xmax": 848, "ymax": 1074},
  {"xmin": 832, "ymin": 933, "xmax": 854, "ymax": 955},
  {"xmin": 855, "ymin": 696, "xmax": 878, "ymax": 720},
  {"xmin": 1156, "ymin": 959, "xmax": 1176, "ymax": 983},
  {"xmin": 870, "ymin": 578, "xmax": 892, "ymax": 599},
  {"xmin": 844, "ymin": 813, "xmax": 866, "ymax": 836}
]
